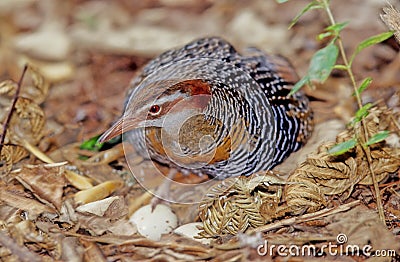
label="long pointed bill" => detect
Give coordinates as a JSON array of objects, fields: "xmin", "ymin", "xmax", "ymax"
[{"xmin": 98, "ymin": 117, "xmax": 142, "ymax": 142}]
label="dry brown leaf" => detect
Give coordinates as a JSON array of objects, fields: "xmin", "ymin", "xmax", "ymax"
[
  {"xmin": 21, "ymin": 65, "xmax": 50, "ymax": 104},
  {"xmin": 61, "ymin": 237, "xmax": 84, "ymax": 261},
  {"xmin": 15, "ymin": 164, "xmax": 66, "ymax": 211},
  {"xmin": 0, "ymin": 230, "xmax": 42, "ymax": 262},
  {"xmin": 199, "ymin": 106, "xmax": 400, "ymax": 238},
  {"xmin": 75, "ymin": 196, "xmax": 127, "ymax": 217},
  {"xmin": 198, "ymin": 171, "xmax": 292, "ymax": 237},
  {"xmin": 76, "ymin": 214, "xmax": 134, "ymax": 236},
  {"xmin": 97, "ymin": 234, "xmax": 213, "ymax": 260},
  {"xmin": 0, "ymin": 80, "xmax": 18, "ymax": 96},
  {"xmin": 286, "ymin": 106, "xmax": 400, "ymax": 214},
  {"xmin": 80, "ymin": 239, "xmax": 107, "ymax": 262},
  {"xmin": 64, "ymin": 170, "xmax": 94, "ymax": 190},
  {"xmin": 74, "ymin": 180, "xmax": 124, "ymax": 205},
  {"xmin": 10, "ymin": 97, "xmax": 45, "ymax": 144},
  {"xmin": 0, "ymin": 145, "xmax": 22, "ymax": 174},
  {"xmin": 0, "ymin": 190, "xmax": 56, "ymax": 220},
  {"xmin": 0, "ymin": 65, "xmax": 49, "ymax": 175},
  {"xmin": 381, "ymin": 4, "xmax": 400, "ymax": 43},
  {"xmin": 326, "ymin": 205, "xmax": 400, "ymax": 255}
]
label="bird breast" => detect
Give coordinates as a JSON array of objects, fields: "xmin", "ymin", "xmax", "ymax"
[{"xmin": 145, "ymin": 112, "xmax": 235, "ymax": 169}]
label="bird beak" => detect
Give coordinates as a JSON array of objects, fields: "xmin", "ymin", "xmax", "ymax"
[{"xmin": 98, "ymin": 116, "xmax": 142, "ymax": 142}]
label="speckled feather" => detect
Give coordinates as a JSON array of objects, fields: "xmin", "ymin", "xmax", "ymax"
[{"xmin": 123, "ymin": 37, "xmax": 313, "ymax": 178}]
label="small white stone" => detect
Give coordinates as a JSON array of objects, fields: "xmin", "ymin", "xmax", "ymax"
[
  {"xmin": 14, "ymin": 24, "xmax": 71, "ymax": 61},
  {"xmin": 130, "ymin": 204, "xmax": 178, "ymax": 241}
]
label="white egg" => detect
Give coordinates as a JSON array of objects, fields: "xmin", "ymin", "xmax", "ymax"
[{"xmin": 130, "ymin": 204, "xmax": 178, "ymax": 241}]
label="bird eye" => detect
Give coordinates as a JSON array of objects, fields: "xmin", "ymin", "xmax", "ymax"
[{"xmin": 149, "ymin": 105, "xmax": 161, "ymax": 115}]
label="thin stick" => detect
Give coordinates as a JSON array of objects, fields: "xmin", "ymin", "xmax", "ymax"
[
  {"xmin": 0, "ymin": 65, "xmax": 28, "ymax": 156},
  {"xmin": 248, "ymin": 200, "xmax": 361, "ymax": 234},
  {"xmin": 19, "ymin": 138, "xmax": 54, "ymax": 164}
]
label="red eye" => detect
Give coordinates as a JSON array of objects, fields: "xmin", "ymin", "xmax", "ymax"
[{"xmin": 149, "ymin": 105, "xmax": 161, "ymax": 115}]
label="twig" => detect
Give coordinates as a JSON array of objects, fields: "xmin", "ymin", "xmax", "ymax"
[
  {"xmin": 248, "ymin": 200, "xmax": 361, "ymax": 234},
  {"xmin": 0, "ymin": 65, "xmax": 28, "ymax": 157},
  {"xmin": 19, "ymin": 138, "xmax": 55, "ymax": 164}
]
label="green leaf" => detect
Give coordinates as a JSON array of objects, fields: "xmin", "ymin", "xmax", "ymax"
[
  {"xmin": 290, "ymin": 75, "xmax": 310, "ymax": 95},
  {"xmin": 80, "ymin": 135, "xmax": 104, "ymax": 151},
  {"xmin": 276, "ymin": 0, "xmax": 289, "ymax": 3},
  {"xmin": 308, "ymin": 43, "xmax": 339, "ymax": 83},
  {"xmin": 356, "ymin": 31, "xmax": 393, "ymax": 53},
  {"xmin": 290, "ymin": 43, "xmax": 338, "ymax": 95},
  {"xmin": 354, "ymin": 77, "xmax": 372, "ymax": 96},
  {"xmin": 289, "ymin": 1, "xmax": 322, "ymax": 28},
  {"xmin": 364, "ymin": 131, "xmax": 390, "ymax": 147},
  {"xmin": 325, "ymin": 21, "xmax": 349, "ymax": 34},
  {"xmin": 328, "ymin": 138, "xmax": 357, "ymax": 156},
  {"xmin": 352, "ymin": 103, "xmax": 372, "ymax": 124},
  {"xmin": 349, "ymin": 31, "xmax": 394, "ymax": 65}
]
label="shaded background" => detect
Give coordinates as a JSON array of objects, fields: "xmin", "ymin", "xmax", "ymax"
[{"xmin": 0, "ymin": 0, "xmax": 398, "ymax": 149}]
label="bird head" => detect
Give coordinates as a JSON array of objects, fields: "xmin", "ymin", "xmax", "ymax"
[{"xmin": 99, "ymin": 79, "xmax": 212, "ymax": 142}]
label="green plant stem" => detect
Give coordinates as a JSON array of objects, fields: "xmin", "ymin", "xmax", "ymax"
[
  {"xmin": 321, "ymin": 0, "xmax": 386, "ymax": 224},
  {"xmin": 322, "ymin": 1, "xmax": 362, "ymax": 109}
]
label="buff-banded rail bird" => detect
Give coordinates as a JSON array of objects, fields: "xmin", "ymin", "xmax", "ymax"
[{"xmin": 100, "ymin": 37, "xmax": 313, "ymax": 180}]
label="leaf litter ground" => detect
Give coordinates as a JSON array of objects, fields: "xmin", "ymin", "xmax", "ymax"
[{"xmin": 0, "ymin": 0, "xmax": 399, "ymax": 261}]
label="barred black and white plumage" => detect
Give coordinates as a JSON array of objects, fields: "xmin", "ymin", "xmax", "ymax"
[{"xmin": 100, "ymin": 37, "xmax": 313, "ymax": 179}]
